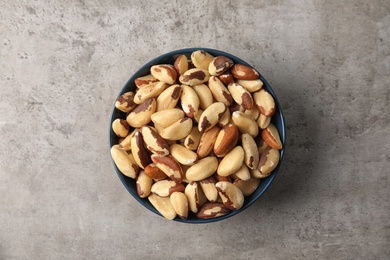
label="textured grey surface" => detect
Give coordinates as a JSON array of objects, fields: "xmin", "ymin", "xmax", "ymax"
[{"xmin": 1, "ymin": 0, "xmax": 389, "ymax": 259}]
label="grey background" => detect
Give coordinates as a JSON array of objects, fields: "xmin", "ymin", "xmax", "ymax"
[{"xmin": 1, "ymin": 0, "xmax": 389, "ymax": 259}]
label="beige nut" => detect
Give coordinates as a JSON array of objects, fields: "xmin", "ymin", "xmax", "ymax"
[
  {"xmin": 241, "ymin": 133, "xmax": 260, "ymax": 170},
  {"xmin": 253, "ymin": 89, "xmax": 276, "ymax": 116},
  {"xmin": 115, "ymin": 91, "xmax": 137, "ymax": 113},
  {"xmin": 151, "ymin": 179, "xmax": 185, "ymax": 197},
  {"xmin": 253, "ymin": 147, "xmax": 280, "ymax": 178},
  {"xmin": 231, "ymin": 64, "xmax": 259, "ymax": 80},
  {"xmin": 257, "ymin": 113, "xmax": 271, "ymax": 129},
  {"xmin": 184, "ymin": 127, "xmax": 201, "ymax": 151},
  {"xmin": 179, "ymin": 68, "xmax": 210, "ymax": 86},
  {"xmin": 151, "ymin": 108, "xmax": 184, "ymax": 128},
  {"xmin": 170, "ymin": 191, "xmax": 189, "ymax": 219},
  {"xmin": 208, "ymin": 76, "xmax": 233, "ymax": 106},
  {"xmin": 233, "ymin": 177, "xmax": 260, "ymax": 197},
  {"xmin": 131, "ymin": 131, "xmax": 152, "ymax": 169},
  {"xmin": 156, "ymin": 84, "xmax": 182, "ymax": 111},
  {"xmin": 169, "ymin": 144, "xmax": 198, "ymax": 166},
  {"xmin": 236, "ymin": 79, "xmax": 263, "ymax": 92},
  {"xmin": 148, "ymin": 193, "xmax": 177, "ymax": 220},
  {"xmin": 196, "ymin": 202, "xmax": 231, "ymax": 219},
  {"xmin": 231, "ymin": 164, "xmax": 251, "ymax": 181},
  {"xmin": 134, "ymin": 74, "xmax": 159, "ymax": 88},
  {"xmin": 134, "ymin": 81, "xmax": 166, "ymax": 105},
  {"xmin": 208, "ymin": 56, "xmax": 234, "ymax": 76},
  {"xmin": 218, "ymin": 72, "xmax": 234, "ymax": 85},
  {"xmin": 199, "ymin": 176, "xmax": 219, "ymax": 202},
  {"xmin": 173, "ymin": 54, "xmax": 189, "ymax": 75},
  {"xmin": 144, "ymin": 163, "xmax": 167, "ymax": 181},
  {"xmin": 112, "ymin": 118, "xmax": 130, "ymax": 138},
  {"xmin": 262, "ymin": 123, "xmax": 283, "ymax": 150},
  {"xmin": 198, "ymin": 102, "xmax": 226, "ymax": 133},
  {"xmin": 150, "ymin": 64, "xmax": 177, "ymax": 85},
  {"xmin": 110, "ymin": 145, "xmax": 139, "ymax": 179},
  {"xmin": 244, "ymin": 105, "xmax": 261, "ymax": 121},
  {"xmin": 193, "ymin": 108, "xmax": 203, "ymax": 124},
  {"xmin": 214, "ymin": 124, "xmax": 239, "ymax": 157},
  {"xmin": 227, "ymin": 82, "xmax": 254, "ymax": 110},
  {"xmin": 217, "ymin": 107, "xmax": 231, "ymax": 127},
  {"xmin": 193, "ymin": 84, "xmax": 214, "ymax": 110},
  {"xmin": 126, "ymin": 98, "xmax": 156, "ymax": 128},
  {"xmin": 197, "ymin": 126, "xmax": 220, "ymax": 158},
  {"xmin": 180, "ymin": 84, "xmax": 200, "ymax": 118},
  {"xmin": 118, "ymin": 129, "xmax": 136, "ymax": 151},
  {"xmin": 140, "ymin": 125, "xmax": 169, "ymax": 155},
  {"xmin": 215, "ymin": 181, "xmax": 245, "ymax": 210},
  {"xmin": 186, "ymin": 156, "xmax": 218, "ymax": 182},
  {"xmin": 191, "ymin": 50, "xmax": 214, "ymax": 70},
  {"xmin": 159, "ymin": 117, "xmax": 193, "ymax": 141},
  {"xmin": 255, "ymin": 135, "xmax": 269, "ymax": 155},
  {"xmin": 151, "ymin": 154, "xmax": 184, "ymax": 183},
  {"xmin": 136, "ymin": 170, "xmax": 153, "ymax": 198},
  {"xmin": 231, "ymin": 111, "xmax": 259, "ymax": 137},
  {"xmin": 184, "ymin": 181, "xmax": 207, "ymax": 213},
  {"xmin": 217, "ymin": 146, "xmax": 245, "ymax": 177}
]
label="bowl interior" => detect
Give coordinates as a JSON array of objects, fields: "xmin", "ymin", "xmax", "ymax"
[{"xmin": 109, "ymin": 48, "xmax": 286, "ymax": 223}]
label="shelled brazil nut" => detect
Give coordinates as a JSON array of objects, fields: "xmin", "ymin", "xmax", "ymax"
[{"xmin": 111, "ymin": 50, "xmax": 283, "ymax": 220}]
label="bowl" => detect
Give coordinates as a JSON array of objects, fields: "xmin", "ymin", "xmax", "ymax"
[{"xmin": 109, "ymin": 48, "xmax": 286, "ymax": 223}]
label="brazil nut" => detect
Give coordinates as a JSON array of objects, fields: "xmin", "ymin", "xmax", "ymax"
[
  {"xmin": 112, "ymin": 118, "xmax": 130, "ymax": 138},
  {"xmin": 253, "ymin": 89, "xmax": 276, "ymax": 116},
  {"xmin": 115, "ymin": 91, "xmax": 137, "ymax": 113},
  {"xmin": 110, "ymin": 145, "xmax": 139, "ymax": 179},
  {"xmin": 198, "ymin": 102, "xmax": 226, "ymax": 133},
  {"xmin": 136, "ymin": 170, "xmax": 153, "ymax": 198},
  {"xmin": 196, "ymin": 202, "xmax": 230, "ymax": 219},
  {"xmin": 231, "ymin": 64, "xmax": 259, "ymax": 80},
  {"xmin": 170, "ymin": 191, "xmax": 189, "ymax": 219},
  {"xmin": 215, "ymin": 181, "xmax": 245, "ymax": 210},
  {"xmin": 179, "ymin": 68, "xmax": 210, "ymax": 86},
  {"xmin": 156, "ymin": 84, "xmax": 182, "ymax": 111},
  {"xmin": 208, "ymin": 56, "xmax": 234, "ymax": 76},
  {"xmin": 151, "ymin": 179, "xmax": 185, "ymax": 197},
  {"xmin": 213, "ymin": 124, "xmax": 239, "ymax": 157},
  {"xmin": 241, "ymin": 133, "xmax": 259, "ymax": 170},
  {"xmin": 217, "ymin": 146, "xmax": 245, "ymax": 177},
  {"xmin": 151, "ymin": 154, "xmax": 184, "ymax": 183},
  {"xmin": 186, "ymin": 156, "xmax": 218, "ymax": 182},
  {"xmin": 228, "ymin": 82, "xmax": 253, "ymax": 110},
  {"xmin": 126, "ymin": 98, "xmax": 156, "ymax": 128},
  {"xmin": 191, "ymin": 50, "xmax": 214, "ymax": 70},
  {"xmin": 140, "ymin": 125, "xmax": 169, "ymax": 156},
  {"xmin": 180, "ymin": 84, "xmax": 200, "ymax": 118},
  {"xmin": 199, "ymin": 176, "xmax": 219, "ymax": 202},
  {"xmin": 134, "ymin": 81, "xmax": 166, "ymax": 104},
  {"xmin": 150, "ymin": 64, "xmax": 177, "ymax": 85},
  {"xmin": 208, "ymin": 76, "xmax": 233, "ymax": 106},
  {"xmin": 148, "ymin": 193, "xmax": 177, "ymax": 220},
  {"xmin": 261, "ymin": 123, "xmax": 283, "ymax": 149}
]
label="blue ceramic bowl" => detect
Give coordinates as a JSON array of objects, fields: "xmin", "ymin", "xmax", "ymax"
[{"xmin": 109, "ymin": 48, "xmax": 286, "ymax": 223}]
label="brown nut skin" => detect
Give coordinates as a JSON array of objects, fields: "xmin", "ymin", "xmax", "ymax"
[
  {"xmin": 151, "ymin": 179, "xmax": 185, "ymax": 197},
  {"xmin": 254, "ymin": 147, "xmax": 280, "ymax": 178},
  {"xmin": 150, "ymin": 64, "xmax": 177, "ymax": 85},
  {"xmin": 255, "ymin": 135, "xmax": 269, "ymax": 155},
  {"xmin": 184, "ymin": 181, "xmax": 207, "ymax": 213},
  {"xmin": 197, "ymin": 126, "xmax": 220, "ymax": 158},
  {"xmin": 134, "ymin": 74, "xmax": 159, "ymax": 88},
  {"xmin": 198, "ymin": 102, "xmax": 226, "ymax": 133},
  {"xmin": 144, "ymin": 163, "xmax": 167, "ymax": 181},
  {"xmin": 140, "ymin": 125, "xmax": 169, "ymax": 155},
  {"xmin": 110, "ymin": 145, "xmax": 139, "ymax": 179},
  {"xmin": 170, "ymin": 191, "xmax": 189, "ymax": 219},
  {"xmin": 253, "ymin": 89, "xmax": 276, "ymax": 117},
  {"xmin": 173, "ymin": 54, "xmax": 189, "ymax": 75},
  {"xmin": 215, "ymin": 181, "xmax": 245, "ymax": 210},
  {"xmin": 208, "ymin": 76, "xmax": 233, "ymax": 106},
  {"xmin": 213, "ymin": 124, "xmax": 239, "ymax": 157},
  {"xmin": 231, "ymin": 64, "xmax": 259, "ymax": 80},
  {"xmin": 115, "ymin": 91, "xmax": 137, "ymax": 113},
  {"xmin": 180, "ymin": 84, "xmax": 200, "ymax": 118},
  {"xmin": 179, "ymin": 68, "xmax": 210, "ymax": 86},
  {"xmin": 126, "ymin": 98, "xmax": 157, "ymax": 128},
  {"xmin": 134, "ymin": 81, "xmax": 166, "ymax": 105},
  {"xmin": 199, "ymin": 176, "xmax": 219, "ymax": 202},
  {"xmin": 148, "ymin": 193, "xmax": 177, "ymax": 220},
  {"xmin": 131, "ymin": 131, "xmax": 152, "ymax": 169},
  {"xmin": 228, "ymin": 82, "xmax": 254, "ymax": 110},
  {"xmin": 112, "ymin": 119, "xmax": 129, "ymax": 138},
  {"xmin": 184, "ymin": 127, "xmax": 201, "ymax": 151},
  {"xmin": 233, "ymin": 177, "xmax": 261, "ymax": 197},
  {"xmin": 136, "ymin": 170, "xmax": 153, "ymax": 198},
  {"xmin": 261, "ymin": 123, "xmax": 283, "ymax": 150},
  {"xmin": 218, "ymin": 72, "xmax": 234, "ymax": 85},
  {"xmin": 156, "ymin": 84, "xmax": 182, "ymax": 111},
  {"xmin": 196, "ymin": 202, "xmax": 231, "ymax": 219},
  {"xmin": 151, "ymin": 154, "xmax": 184, "ymax": 183},
  {"xmin": 191, "ymin": 50, "xmax": 214, "ymax": 70},
  {"xmin": 241, "ymin": 133, "xmax": 260, "ymax": 170},
  {"xmin": 208, "ymin": 56, "xmax": 234, "ymax": 76}
]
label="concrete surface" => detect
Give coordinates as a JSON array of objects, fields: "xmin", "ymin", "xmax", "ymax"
[{"xmin": 1, "ymin": 0, "xmax": 389, "ymax": 259}]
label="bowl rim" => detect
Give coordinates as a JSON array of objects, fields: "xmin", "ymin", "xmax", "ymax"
[{"xmin": 108, "ymin": 47, "xmax": 286, "ymax": 223}]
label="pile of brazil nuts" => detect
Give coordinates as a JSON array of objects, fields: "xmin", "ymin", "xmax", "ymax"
[{"xmin": 110, "ymin": 50, "xmax": 283, "ymax": 220}]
